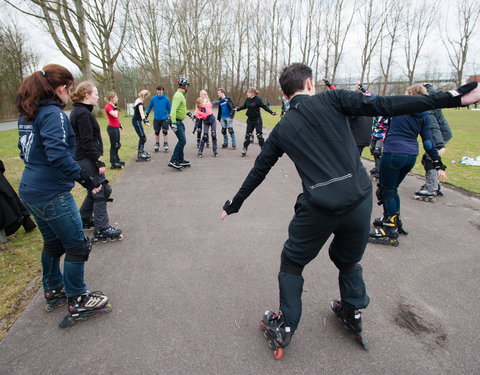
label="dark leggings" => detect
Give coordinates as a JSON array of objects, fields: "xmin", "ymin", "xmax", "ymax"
[{"xmin": 107, "ymin": 126, "xmax": 121, "ymax": 164}]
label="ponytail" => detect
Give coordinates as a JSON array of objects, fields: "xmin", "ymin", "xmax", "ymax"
[{"xmin": 16, "ymin": 64, "xmax": 74, "ymax": 121}]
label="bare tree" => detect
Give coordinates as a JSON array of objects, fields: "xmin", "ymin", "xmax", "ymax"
[
  {"xmin": 358, "ymin": 0, "xmax": 388, "ymax": 83},
  {"xmin": 402, "ymin": 0, "xmax": 436, "ymax": 85},
  {"xmin": 378, "ymin": 0, "xmax": 404, "ymax": 94},
  {"xmin": 5, "ymin": 0, "xmax": 93, "ymax": 80},
  {"xmin": 442, "ymin": 0, "xmax": 480, "ymax": 86},
  {"xmin": 84, "ymin": 0, "xmax": 129, "ymax": 90},
  {"xmin": 0, "ymin": 21, "xmax": 38, "ymax": 118}
]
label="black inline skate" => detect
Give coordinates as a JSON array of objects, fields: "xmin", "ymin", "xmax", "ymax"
[
  {"xmin": 413, "ymin": 189, "xmax": 437, "ymax": 203},
  {"xmin": 331, "ymin": 299, "xmax": 369, "ymax": 350},
  {"xmin": 259, "ymin": 310, "xmax": 293, "ymax": 360},
  {"xmin": 369, "ymin": 214, "xmax": 399, "ymax": 246},
  {"xmin": 373, "ymin": 214, "xmax": 408, "ymax": 235},
  {"xmin": 111, "ymin": 162, "xmax": 123, "ymax": 169},
  {"xmin": 93, "ymin": 226, "xmax": 123, "ymax": 243},
  {"xmin": 44, "ymin": 287, "xmax": 67, "ymax": 312},
  {"xmin": 163, "ymin": 142, "xmax": 169, "ymax": 152},
  {"xmin": 59, "ymin": 291, "xmax": 112, "ymax": 328},
  {"xmin": 241, "ymin": 148, "xmax": 247, "ymax": 157},
  {"xmin": 179, "ymin": 159, "xmax": 191, "ymax": 167},
  {"xmin": 154, "ymin": 142, "xmax": 160, "ymax": 152},
  {"xmin": 221, "ymin": 143, "xmax": 228, "ymax": 149},
  {"xmin": 81, "ymin": 217, "xmax": 94, "ymax": 230},
  {"xmin": 136, "ymin": 151, "xmax": 151, "ymax": 162}
]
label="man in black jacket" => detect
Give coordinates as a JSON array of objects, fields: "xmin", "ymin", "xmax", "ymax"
[{"xmin": 221, "ymin": 62, "xmax": 479, "ymax": 354}]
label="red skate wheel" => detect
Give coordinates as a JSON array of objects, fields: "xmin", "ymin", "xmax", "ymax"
[{"xmin": 273, "ymin": 347, "xmax": 283, "ymax": 360}]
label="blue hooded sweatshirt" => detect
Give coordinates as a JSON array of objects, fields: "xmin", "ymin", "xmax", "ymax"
[
  {"xmin": 18, "ymin": 100, "xmax": 82, "ymax": 203},
  {"xmin": 145, "ymin": 94, "xmax": 171, "ymax": 121}
]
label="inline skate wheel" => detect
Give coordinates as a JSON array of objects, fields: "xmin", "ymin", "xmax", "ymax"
[{"xmin": 273, "ymin": 347, "xmax": 283, "ymax": 360}]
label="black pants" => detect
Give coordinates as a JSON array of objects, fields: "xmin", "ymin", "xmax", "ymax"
[
  {"xmin": 107, "ymin": 126, "xmax": 121, "ymax": 164},
  {"xmin": 279, "ymin": 192, "xmax": 372, "ymax": 331},
  {"xmin": 77, "ymin": 159, "xmax": 109, "ymax": 232},
  {"xmin": 243, "ymin": 118, "xmax": 264, "ymax": 149}
]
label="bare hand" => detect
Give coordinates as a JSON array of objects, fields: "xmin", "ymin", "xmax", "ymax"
[
  {"xmin": 98, "ymin": 166, "xmax": 106, "ymax": 175},
  {"xmin": 461, "ymin": 86, "xmax": 480, "ymax": 106},
  {"xmin": 438, "ymin": 147, "xmax": 446, "ymax": 155},
  {"xmin": 437, "ymin": 169, "xmax": 447, "ymax": 181},
  {"xmin": 220, "ymin": 210, "xmax": 228, "ymax": 221},
  {"xmin": 92, "ymin": 184, "xmax": 103, "ymax": 194}
]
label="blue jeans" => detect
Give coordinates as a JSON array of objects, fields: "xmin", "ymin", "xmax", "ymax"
[
  {"xmin": 22, "ymin": 192, "xmax": 88, "ymax": 296},
  {"xmin": 172, "ymin": 121, "xmax": 186, "ymax": 161},
  {"xmin": 220, "ymin": 117, "xmax": 236, "ymax": 146},
  {"xmin": 378, "ymin": 153, "xmax": 417, "ymax": 217}
]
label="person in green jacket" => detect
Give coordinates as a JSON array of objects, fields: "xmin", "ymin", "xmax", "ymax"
[{"xmin": 168, "ymin": 77, "xmax": 193, "ymax": 170}]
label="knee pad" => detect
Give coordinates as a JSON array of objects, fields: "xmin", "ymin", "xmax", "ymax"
[
  {"xmin": 228, "ymin": 127, "xmax": 235, "ymax": 135},
  {"xmin": 43, "ymin": 239, "xmax": 65, "ymax": 259},
  {"xmin": 64, "ymin": 238, "xmax": 92, "ymax": 262},
  {"xmin": 257, "ymin": 133, "xmax": 264, "ymax": 144},
  {"xmin": 162, "ymin": 129, "xmax": 168, "ymax": 136},
  {"xmin": 140, "ymin": 135, "xmax": 147, "ymax": 144},
  {"xmin": 371, "ymin": 147, "xmax": 382, "ymax": 158},
  {"xmin": 154, "ymin": 130, "xmax": 160, "ymax": 136},
  {"xmin": 244, "ymin": 132, "xmax": 252, "ymax": 141},
  {"xmin": 114, "ymin": 142, "xmax": 121, "ymax": 150},
  {"xmin": 211, "ymin": 130, "xmax": 217, "ymax": 140},
  {"xmin": 202, "ymin": 133, "xmax": 209, "ymax": 143},
  {"xmin": 280, "ymin": 250, "xmax": 305, "ymax": 276},
  {"xmin": 93, "ymin": 181, "xmax": 113, "ymax": 202},
  {"xmin": 221, "ymin": 128, "xmax": 227, "ymax": 135}
]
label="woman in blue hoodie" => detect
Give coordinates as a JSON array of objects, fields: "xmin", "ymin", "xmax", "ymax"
[{"xmin": 16, "ymin": 64, "xmax": 111, "ymax": 327}]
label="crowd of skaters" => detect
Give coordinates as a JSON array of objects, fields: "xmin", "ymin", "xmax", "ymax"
[{"xmin": 12, "ymin": 62, "xmax": 479, "ymax": 355}]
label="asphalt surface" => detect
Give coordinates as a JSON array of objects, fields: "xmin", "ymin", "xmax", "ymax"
[{"xmin": 1, "ymin": 118, "xmax": 480, "ymax": 375}]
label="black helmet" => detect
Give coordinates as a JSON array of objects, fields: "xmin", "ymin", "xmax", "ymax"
[{"xmin": 178, "ymin": 77, "xmax": 190, "ymax": 87}]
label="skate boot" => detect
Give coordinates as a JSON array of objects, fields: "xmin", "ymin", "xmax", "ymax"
[
  {"xmin": 168, "ymin": 159, "xmax": 182, "ymax": 170},
  {"xmin": 179, "ymin": 159, "xmax": 191, "ymax": 168},
  {"xmin": 136, "ymin": 151, "xmax": 151, "ymax": 162},
  {"xmin": 222, "ymin": 143, "xmax": 228, "ymax": 149},
  {"xmin": 59, "ymin": 291, "xmax": 112, "ymax": 328},
  {"xmin": 241, "ymin": 148, "xmax": 247, "ymax": 157},
  {"xmin": 413, "ymin": 189, "xmax": 437, "ymax": 203},
  {"xmin": 81, "ymin": 217, "xmax": 94, "ymax": 230},
  {"xmin": 213, "ymin": 150, "xmax": 218, "ymax": 157},
  {"xmin": 118, "ymin": 160, "xmax": 126, "ymax": 166},
  {"xmin": 259, "ymin": 310, "xmax": 293, "ymax": 360},
  {"xmin": 232, "ymin": 144, "xmax": 236, "ymax": 150},
  {"xmin": 196, "ymin": 139, "xmax": 200, "ymax": 148},
  {"xmin": 250, "ymin": 134, "xmax": 254, "ymax": 143},
  {"xmin": 331, "ymin": 299, "xmax": 369, "ymax": 350},
  {"xmin": 197, "ymin": 152, "xmax": 203, "ymax": 158},
  {"xmin": 154, "ymin": 142, "xmax": 160, "ymax": 152},
  {"xmin": 206, "ymin": 142, "xmax": 210, "ymax": 148},
  {"xmin": 93, "ymin": 226, "xmax": 123, "ymax": 243},
  {"xmin": 111, "ymin": 162, "xmax": 123, "ymax": 169},
  {"xmin": 369, "ymin": 215, "xmax": 399, "ymax": 246},
  {"xmin": 373, "ymin": 214, "xmax": 408, "ymax": 235},
  {"xmin": 44, "ymin": 287, "xmax": 67, "ymax": 312},
  {"xmin": 163, "ymin": 142, "xmax": 169, "ymax": 152}
]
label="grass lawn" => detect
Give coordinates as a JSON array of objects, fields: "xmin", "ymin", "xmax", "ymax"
[{"xmin": 0, "ymin": 107, "xmax": 478, "ymax": 340}]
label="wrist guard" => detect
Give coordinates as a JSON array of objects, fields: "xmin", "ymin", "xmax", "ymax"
[
  {"xmin": 95, "ymin": 160, "xmax": 106, "ymax": 169},
  {"xmin": 76, "ymin": 169, "xmax": 102, "ymax": 191},
  {"xmin": 223, "ymin": 195, "xmax": 244, "ymax": 215},
  {"xmin": 432, "ymin": 159, "xmax": 446, "ymax": 171}
]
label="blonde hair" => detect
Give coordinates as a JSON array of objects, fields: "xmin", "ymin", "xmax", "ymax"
[
  {"xmin": 406, "ymin": 84, "xmax": 427, "ymax": 96},
  {"xmin": 247, "ymin": 87, "xmax": 258, "ymax": 95},
  {"xmin": 199, "ymin": 90, "xmax": 210, "ymax": 102},
  {"xmin": 104, "ymin": 91, "xmax": 117, "ymax": 102},
  {"xmin": 71, "ymin": 81, "xmax": 95, "ymax": 103},
  {"xmin": 138, "ymin": 89, "xmax": 150, "ymax": 99},
  {"xmin": 195, "ymin": 97, "xmax": 204, "ymax": 108}
]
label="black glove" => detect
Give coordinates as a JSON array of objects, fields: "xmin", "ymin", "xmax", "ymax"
[
  {"xmin": 448, "ymin": 82, "xmax": 478, "ymax": 97},
  {"xmin": 113, "ymin": 103, "xmax": 118, "ymax": 110},
  {"xmin": 323, "ymin": 79, "xmax": 332, "ymax": 87},
  {"xmin": 432, "ymin": 158, "xmax": 446, "ymax": 171},
  {"xmin": 186, "ymin": 112, "xmax": 193, "ymax": 119},
  {"xmin": 223, "ymin": 195, "xmax": 244, "ymax": 215},
  {"xmin": 143, "ymin": 117, "xmax": 149, "ymax": 125},
  {"xmin": 357, "ymin": 82, "xmax": 367, "ymax": 93},
  {"xmin": 95, "ymin": 160, "xmax": 106, "ymax": 169},
  {"xmin": 76, "ymin": 169, "xmax": 102, "ymax": 191},
  {"xmin": 271, "ymin": 111, "xmax": 277, "ymax": 116}
]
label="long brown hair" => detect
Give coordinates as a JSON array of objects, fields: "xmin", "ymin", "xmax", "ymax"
[{"xmin": 16, "ymin": 64, "xmax": 74, "ymax": 121}]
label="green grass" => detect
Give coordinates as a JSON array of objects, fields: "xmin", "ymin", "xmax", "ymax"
[
  {"xmin": 0, "ymin": 114, "xmax": 140, "ymax": 340},
  {"xmin": 361, "ymin": 108, "xmax": 480, "ymax": 194}
]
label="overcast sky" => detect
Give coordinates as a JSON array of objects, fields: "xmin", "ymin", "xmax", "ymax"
[{"xmin": 1, "ymin": 1, "xmax": 479, "ymax": 81}]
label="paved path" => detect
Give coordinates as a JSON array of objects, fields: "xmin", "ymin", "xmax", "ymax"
[{"xmin": 1, "ymin": 118, "xmax": 480, "ymax": 374}]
